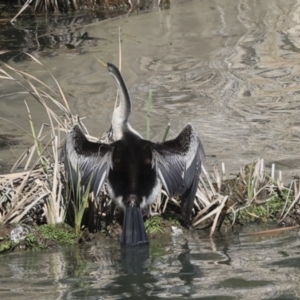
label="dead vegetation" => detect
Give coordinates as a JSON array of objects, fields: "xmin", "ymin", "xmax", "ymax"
[
  {"xmin": 0, "ymin": 54, "xmax": 299, "ymax": 244},
  {"xmin": 6, "ymin": 0, "xmax": 168, "ymax": 24}
]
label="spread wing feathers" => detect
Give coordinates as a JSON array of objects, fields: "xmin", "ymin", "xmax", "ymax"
[
  {"xmin": 151, "ymin": 124, "xmax": 205, "ymax": 218},
  {"xmin": 63, "ymin": 124, "xmax": 113, "ymax": 197}
]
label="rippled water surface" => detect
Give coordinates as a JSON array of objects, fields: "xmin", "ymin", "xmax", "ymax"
[
  {"xmin": 1, "ymin": 0, "xmax": 300, "ymax": 178},
  {"xmin": 2, "ymin": 0, "xmax": 300, "ymax": 298},
  {"xmin": 1, "ymin": 227, "xmax": 300, "ymax": 300}
]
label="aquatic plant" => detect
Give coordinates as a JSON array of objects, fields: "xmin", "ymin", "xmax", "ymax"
[
  {"xmin": 8, "ymin": 0, "xmax": 157, "ymax": 23},
  {"xmin": 11, "ymin": 0, "xmax": 98, "ymax": 14},
  {"xmin": 65, "ymin": 160, "xmax": 95, "ymax": 236},
  {"xmin": 37, "ymin": 223, "xmax": 77, "ymax": 245},
  {"xmin": 0, "ymin": 53, "xmax": 71, "ymax": 226},
  {"xmin": 6, "ymin": 0, "xmax": 171, "ymax": 26},
  {"xmin": 0, "ymin": 240, "xmax": 12, "ymax": 252},
  {"xmin": 145, "ymin": 216, "xmax": 164, "ymax": 234}
]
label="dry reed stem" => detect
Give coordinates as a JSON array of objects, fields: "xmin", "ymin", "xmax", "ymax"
[
  {"xmin": 210, "ymin": 195, "xmax": 228, "ymax": 236},
  {"xmin": 279, "ymin": 190, "xmax": 300, "ymax": 223},
  {"xmin": 192, "ymin": 202, "xmax": 221, "ymax": 228},
  {"xmin": 201, "ymin": 166, "xmax": 216, "ymax": 195},
  {"xmin": 0, "ymin": 56, "xmax": 70, "ymax": 225},
  {"xmin": 192, "ymin": 198, "xmax": 220, "ymax": 226},
  {"xmin": 10, "ymin": 0, "xmax": 32, "ymax": 24}
]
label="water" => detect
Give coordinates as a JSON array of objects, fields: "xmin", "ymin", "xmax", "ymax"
[
  {"xmin": 1, "ymin": 0, "xmax": 300, "ymax": 298},
  {"xmin": 0, "ymin": 227, "xmax": 300, "ymax": 299},
  {"xmin": 1, "ymin": 0, "xmax": 300, "ymax": 179}
]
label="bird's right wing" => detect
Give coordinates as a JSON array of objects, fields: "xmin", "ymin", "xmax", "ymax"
[
  {"xmin": 63, "ymin": 124, "xmax": 113, "ymax": 197},
  {"xmin": 150, "ymin": 124, "xmax": 205, "ymax": 220}
]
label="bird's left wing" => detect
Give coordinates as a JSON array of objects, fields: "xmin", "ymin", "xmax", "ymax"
[
  {"xmin": 150, "ymin": 124, "xmax": 205, "ymax": 220},
  {"xmin": 63, "ymin": 124, "xmax": 114, "ymax": 197}
]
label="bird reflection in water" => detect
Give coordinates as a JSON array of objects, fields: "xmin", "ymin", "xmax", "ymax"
[{"xmin": 120, "ymin": 245, "xmax": 149, "ymax": 274}]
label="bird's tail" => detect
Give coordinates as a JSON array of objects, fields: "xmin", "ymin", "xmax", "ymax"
[{"xmin": 121, "ymin": 205, "xmax": 149, "ymax": 246}]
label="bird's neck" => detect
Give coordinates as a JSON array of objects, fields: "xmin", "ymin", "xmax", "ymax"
[
  {"xmin": 112, "ymin": 107, "xmax": 142, "ymax": 140},
  {"xmin": 109, "ymin": 70, "xmax": 142, "ymax": 140}
]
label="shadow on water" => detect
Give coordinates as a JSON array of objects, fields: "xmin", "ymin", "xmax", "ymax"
[
  {"xmin": 0, "ymin": 10, "xmax": 126, "ymax": 63},
  {"xmin": 0, "ymin": 0, "xmax": 165, "ymax": 63}
]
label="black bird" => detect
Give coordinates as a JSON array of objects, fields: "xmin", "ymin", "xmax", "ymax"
[{"xmin": 64, "ymin": 60, "xmax": 205, "ymax": 246}]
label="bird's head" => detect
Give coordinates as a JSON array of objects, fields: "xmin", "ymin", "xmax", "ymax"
[{"xmin": 95, "ymin": 56, "xmax": 119, "ymax": 77}]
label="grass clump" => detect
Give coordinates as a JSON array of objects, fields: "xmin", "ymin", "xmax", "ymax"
[
  {"xmin": 23, "ymin": 224, "xmax": 77, "ymax": 251},
  {"xmin": 0, "ymin": 223, "xmax": 77, "ymax": 253},
  {"xmin": 37, "ymin": 223, "xmax": 77, "ymax": 246},
  {"xmin": 145, "ymin": 216, "xmax": 164, "ymax": 235},
  {"xmin": 145, "ymin": 214, "xmax": 180, "ymax": 235},
  {"xmin": 238, "ymin": 200, "xmax": 282, "ymax": 223},
  {"xmin": 25, "ymin": 232, "xmax": 42, "ymax": 250},
  {"xmin": 0, "ymin": 240, "xmax": 12, "ymax": 253}
]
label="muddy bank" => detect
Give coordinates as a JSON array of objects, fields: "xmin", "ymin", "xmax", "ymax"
[
  {"xmin": 0, "ymin": 214, "xmax": 183, "ymax": 254},
  {"xmin": 0, "ymin": 223, "xmax": 77, "ymax": 253}
]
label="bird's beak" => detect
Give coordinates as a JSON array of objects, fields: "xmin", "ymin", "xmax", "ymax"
[{"xmin": 94, "ymin": 55, "xmax": 107, "ymax": 68}]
